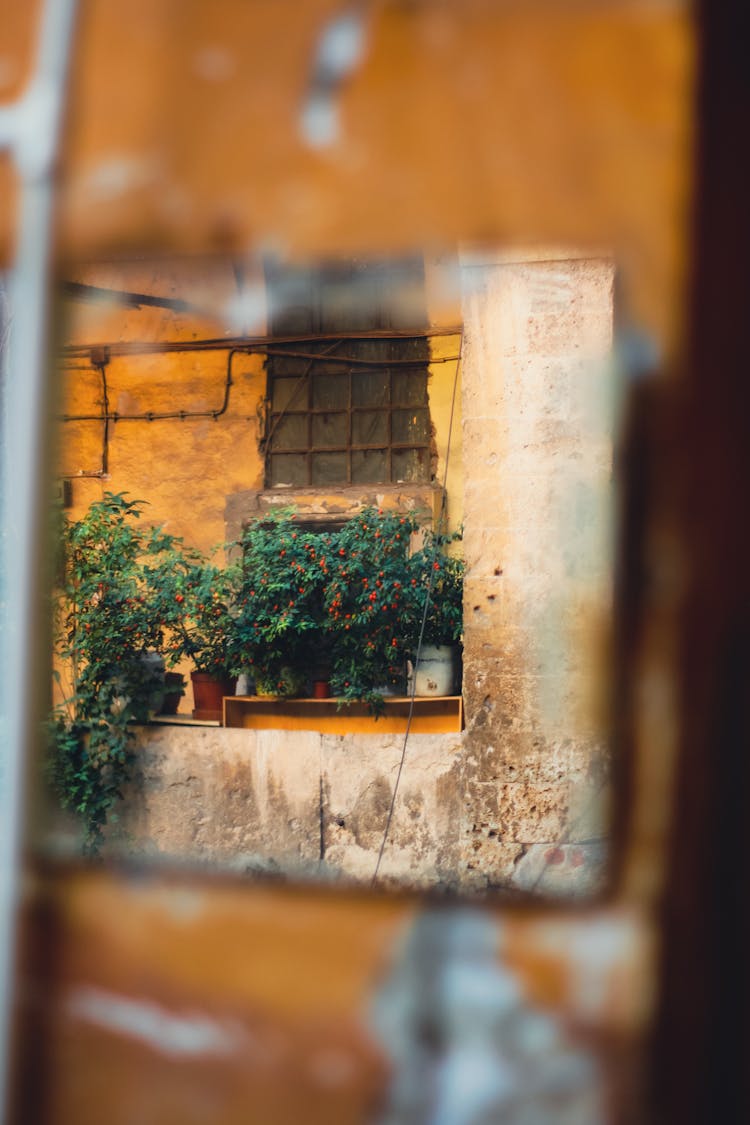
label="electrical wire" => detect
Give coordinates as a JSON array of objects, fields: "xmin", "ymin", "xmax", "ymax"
[
  {"xmin": 95, "ymin": 357, "xmax": 109, "ymax": 474},
  {"xmin": 371, "ymin": 333, "xmax": 463, "ymax": 886},
  {"xmin": 60, "ymin": 325, "xmax": 463, "ymax": 360},
  {"xmin": 60, "ymin": 348, "xmax": 238, "ymax": 423}
]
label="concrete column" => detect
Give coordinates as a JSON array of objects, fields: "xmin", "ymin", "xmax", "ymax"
[{"xmin": 459, "ymin": 252, "xmax": 615, "ymax": 894}]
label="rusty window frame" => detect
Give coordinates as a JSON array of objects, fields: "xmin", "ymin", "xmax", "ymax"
[{"xmin": 265, "ymin": 342, "xmax": 432, "ymax": 487}]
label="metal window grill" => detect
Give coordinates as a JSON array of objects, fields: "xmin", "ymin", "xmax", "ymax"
[
  {"xmin": 263, "ymin": 259, "xmax": 433, "ymax": 487},
  {"xmin": 266, "ymin": 340, "xmax": 432, "ymax": 486}
]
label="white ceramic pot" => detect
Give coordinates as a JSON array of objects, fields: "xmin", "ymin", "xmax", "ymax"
[{"xmin": 407, "ymin": 645, "xmax": 459, "ymax": 696}]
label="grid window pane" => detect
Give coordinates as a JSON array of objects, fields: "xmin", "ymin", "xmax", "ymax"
[
  {"xmin": 312, "ymin": 413, "xmax": 348, "ymax": 447},
  {"xmin": 352, "ymin": 411, "xmax": 388, "ymax": 444},
  {"xmin": 272, "ymin": 378, "xmax": 306, "ymax": 411},
  {"xmin": 270, "ymin": 454, "xmax": 308, "ymax": 486},
  {"xmin": 392, "ymin": 447, "xmax": 428, "ymax": 482},
  {"xmin": 392, "ymin": 408, "xmax": 430, "ymax": 443},
  {"xmin": 311, "ymin": 451, "xmax": 348, "ymax": 484},
  {"xmin": 312, "ymin": 373, "xmax": 346, "ymax": 410},
  {"xmin": 392, "ymin": 370, "xmax": 427, "ymax": 406},
  {"xmin": 352, "ymin": 448, "xmax": 388, "ymax": 483},
  {"xmin": 352, "ymin": 371, "xmax": 389, "ymax": 407},
  {"xmin": 272, "ymin": 415, "xmax": 308, "ymax": 449},
  {"xmin": 266, "ymin": 337, "xmax": 431, "ymax": 486}
]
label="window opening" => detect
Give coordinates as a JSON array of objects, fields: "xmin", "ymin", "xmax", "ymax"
[{"xmin": 264, "ymin": 259, "xmax": 432, "ymax": 487}]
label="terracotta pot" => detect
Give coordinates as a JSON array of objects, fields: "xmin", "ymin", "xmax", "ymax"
[
  {"xmin": 191, "ymin": 671, "xmax": 237, "ymax": 722},
  {"xmin": 313, "ymin": 680, "xmax": 331, "ymax": 699}
]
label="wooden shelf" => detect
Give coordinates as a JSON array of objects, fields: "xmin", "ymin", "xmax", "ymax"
[{"xmin": 223, "ymin": 695, "xmax": 463, "ymax": 734}]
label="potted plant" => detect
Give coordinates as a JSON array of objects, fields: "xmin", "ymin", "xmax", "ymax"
[
  {"xmin": 232, "ymin": 509, "xmax": 330, "ymax": 698},
  {"xmin": 405, "ymin": 528, "xmax": 465, "ymax": 696},
  {"xmin": 323, "ymin": 507, "xmax": 422, "ymax": 714},
  {"xmin": 158, "ymin": 554, "xmax": 241, "ymax": 720},
  {"xmin": 48, "ymin": 492, "xmax": 186, "ymax": 851}
]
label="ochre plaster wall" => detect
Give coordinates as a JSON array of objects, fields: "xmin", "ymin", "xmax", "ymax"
[
  {"xmin": 57, "ymin": 259, "xmax": 267, "ymax": 554},
  {"xmin": 57, "ymin": 259, "xmax": 463, "ymax": 542},
  {"xmin": 55, "ymin": 257, "xmax": 463, "ymax": 711}
]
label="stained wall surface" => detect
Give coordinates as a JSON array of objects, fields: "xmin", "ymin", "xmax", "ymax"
[
  {"xmin": 55, "ymin": 256, "xmax": 463, "ymax": 713},
  {"xmin": 107, "ymin": 725, "xmax": 464, "ymax": 890},
  {"xmin": 459, "ymin": 251, "xmax": 615, "ymax": 892},
  {"xmin": 54, "ymin": 252, "xmax": 614, "ymax": 893}
]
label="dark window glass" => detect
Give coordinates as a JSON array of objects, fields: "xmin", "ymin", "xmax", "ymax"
[
  {"xmin": 311, "ymin": 451, "xmax": 348, "ymax": 484},
  {"xmin": 392, "ymin": 408, "xmax": 430, "ymax": 444},
  {"xmin": 312, "ymin": 373, "xmax": 344, "ymax": 410},
  {"xmin": 392, "ymin": 447, "xmax": 428, "ymax": 482},
  {"xmin": 352, "ymin": 371, "xmax": 389, "ymax": 407},
  {"xmin": 312, "ymin": 413, "xmax": 348, "ymax": 447},
  {"xmin": 272, "ymin": 378, "xmax": 303, "ymax": 411},
  {"xmin": 273, "ymin": 415, "xmax": 307, "ymax": 450},
  {"xmin": 352, "ymin": 449, "xmax": 388, "ymax": 483},
  {"xmin": 264, "ymin": 259, "xmax": 431, "ymax": 486},
  {"xmin": 352, "ymin": 411, "xmax": 388, "ymax": 445},
  {"xmin": 269, "ymin": 454, "xmax": 307, "ymax": 486},
  {"xmin": 393, "ymin": 370, "xmax": 427, "ymax": 406}
]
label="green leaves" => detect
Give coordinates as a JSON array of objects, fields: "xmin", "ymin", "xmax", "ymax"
[
  {"xmin": 49, "ymin": 495, "xmax": 465, "ymax": 837},
  {"xmin": 233, "ymin": 510, "xmax": 331, "ymax": 682},
  {"xmin": 159, "ymin": 555, "xmax": 241, "ymax": 677},
  {"xmin": 232, "ymin": 506, "xmax": 463, "ymax": 715},
  {"xmin": 50, "ymin": 492, "xmax": 189, "ymax": 851}
]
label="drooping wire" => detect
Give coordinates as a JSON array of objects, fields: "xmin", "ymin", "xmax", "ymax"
[{"xmin": 371, "ymin": 332, "xmax": 464, "ymax": 886}]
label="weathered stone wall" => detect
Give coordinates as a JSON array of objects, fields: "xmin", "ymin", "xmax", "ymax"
[
  {"xmin": 57, "ymin": 252, "xmax": 615, "ymax": 896},
  {"xmin": 110, "ymin": 724, "xmax": 464, "ymax": 889},
  {"xmin": 458, "ymin": 252, "xmax": 615, "ymax": 894}
]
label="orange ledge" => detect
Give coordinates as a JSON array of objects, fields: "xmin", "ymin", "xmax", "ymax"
[{"xmin": 223, "ymin": 695, "xmax": 463, "ymax": 734}]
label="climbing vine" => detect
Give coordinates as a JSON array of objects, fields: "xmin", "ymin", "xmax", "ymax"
[{"xmin": 48, "ymin": 493, "xmax": 187, "ymax": 852}]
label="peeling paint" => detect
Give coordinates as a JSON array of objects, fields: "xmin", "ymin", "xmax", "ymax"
[
  {"xmin": 300, "ymin": 6, "xmax": 369, "ymax": 148},
  {"xmin": 74, "ymin": 154, "xmax": 162, "ymax": 201},
  {"xmin": 67, "ymin": 987, "xmax": 242, "ymax": 1059},
  {"xmin": 370, "ymin": 909, "xmax": 604, "ymax": 1124}
]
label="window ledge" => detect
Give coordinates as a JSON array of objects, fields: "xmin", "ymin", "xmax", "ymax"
[
  {"xmin": 224, "ymin": 695, "xmax": 463, "ymax": 734},
  {"xmin": 226, "ymin": 482, "xmax": 446, "ymax": 538}
]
